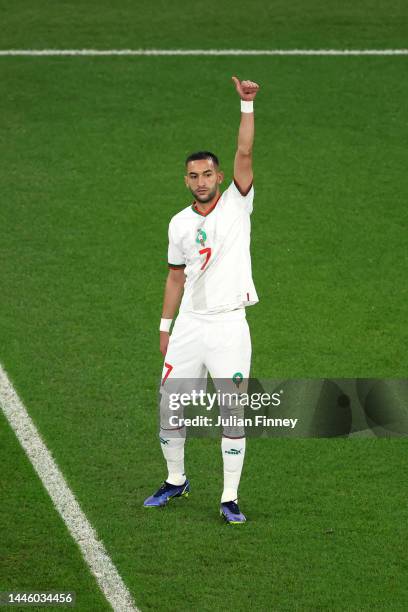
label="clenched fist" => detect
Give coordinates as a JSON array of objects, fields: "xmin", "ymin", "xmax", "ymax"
[{"xmin": 231, "ymin": 76, "xmax": 260, "ymax": 101}]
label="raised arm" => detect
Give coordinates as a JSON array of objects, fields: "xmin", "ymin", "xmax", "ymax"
[{"xmin": 231, "ymin": 76, "xmax": 260, "ymax": 194}]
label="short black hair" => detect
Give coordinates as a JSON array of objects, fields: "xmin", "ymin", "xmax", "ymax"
[{"xmin": 185, "ymin": 151, "xmax": 219, "ymax": 168}]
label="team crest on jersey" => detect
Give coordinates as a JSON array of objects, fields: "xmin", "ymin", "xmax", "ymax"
[{"xmin": 195, "ymin": 228, "xmax": 207, "ymax": 246}]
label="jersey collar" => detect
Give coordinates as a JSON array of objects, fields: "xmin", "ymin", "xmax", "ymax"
[{"xmin": 191, "ymin": 193, "xmax": 221, "ymax": 217}]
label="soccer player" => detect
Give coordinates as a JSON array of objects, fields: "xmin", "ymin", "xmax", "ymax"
[{"xmin": 144, "ymin": 76, "xmax": 260, "ymax": 524}]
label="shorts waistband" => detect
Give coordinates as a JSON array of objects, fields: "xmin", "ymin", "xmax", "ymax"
[{"xmin": 178, "ymin": 308, "xmax": 246, "ymax": 322}]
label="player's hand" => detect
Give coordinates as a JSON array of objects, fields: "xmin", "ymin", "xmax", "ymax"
[
  {"xmin": 231, "ymin": 76, "xmax": 260, "ymax": 101},
  {"xmin": 160, "ymin": 331, "xmax": 170, "ymax": 357}
]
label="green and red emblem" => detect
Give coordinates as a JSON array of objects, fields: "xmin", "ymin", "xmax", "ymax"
[
  {"xmin": 196, "ymin": 228, "xmax": 207, "ymax": 246},
  {"xmin": 232, "ymin": 372, "xmax": 244, "ymax": 388}
]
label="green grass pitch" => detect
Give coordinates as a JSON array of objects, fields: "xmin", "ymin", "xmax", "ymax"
[{"xmin": 1, "ymin": 2, "xmax": 408, "ymax": 610}]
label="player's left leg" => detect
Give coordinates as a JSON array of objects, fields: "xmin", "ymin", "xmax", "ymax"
[{"xmin": 204, "ymin": 309, "xmax": 251, "ymax": 524}]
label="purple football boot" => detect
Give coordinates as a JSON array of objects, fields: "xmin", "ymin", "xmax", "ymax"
[
  {"xmin": 143, "ymin": 479, "xmax": 190, "ymax": 507},
  {"xmin": 220, "ymin": 500, "xmax": 247, "ymax": 524}
]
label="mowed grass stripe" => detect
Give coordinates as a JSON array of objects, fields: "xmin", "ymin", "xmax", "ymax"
[
  {"xmin": 2, "ymin": 0, "xmax": 408, "ymax": 50},
  {"xmin": 0, "ymin": 363, "xmax": 138, "ymax": 612}
]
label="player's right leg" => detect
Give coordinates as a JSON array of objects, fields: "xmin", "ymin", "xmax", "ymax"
[{"xmin": 144, "ymin": 313, "xmax": 207, "ymax": 508}]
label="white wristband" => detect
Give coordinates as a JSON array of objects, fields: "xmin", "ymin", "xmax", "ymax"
[
  {"xmin": 241, "ymin": 100, "xmax": 254, "ymax": 113},
  {"xmin": 160, "ymin": 318, "xmax": 172, "ymax": 332}
]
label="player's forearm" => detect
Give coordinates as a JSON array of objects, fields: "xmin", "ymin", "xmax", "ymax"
[
  {"xmin": 161, "ymin": 274, "xmax": 185, "ymax": 319},
  {"xmin": 237, "ymin": 111, "xmax": 254, "ymax": 156}
]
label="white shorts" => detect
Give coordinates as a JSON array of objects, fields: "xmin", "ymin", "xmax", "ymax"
[
  {"xmin": 160, "ymin": 309, "xmax": 251, "ymax": 436},
  {"xmin": 161, "ymin": 308, "xmax": 251, "ymax": 383}
]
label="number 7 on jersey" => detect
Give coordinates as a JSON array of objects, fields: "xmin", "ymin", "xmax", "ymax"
[{"xmin": 199, "ymin": 247, "xmax": 212, "ymax": 270}]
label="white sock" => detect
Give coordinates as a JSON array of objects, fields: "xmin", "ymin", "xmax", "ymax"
[
  {"xmin": 221, "ymin": 437, "xmax": 246, "ymax": 503},
  {"xmin": 159, "ymin": 429, "xmax": 186, "ymax": 486}
]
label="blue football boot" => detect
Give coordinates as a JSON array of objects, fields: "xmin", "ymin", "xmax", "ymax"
[
  {"xmin": 143, "ymin": 479, "xmax": 190, "ymax": 507},
  {"xmin": 220, "ymin": 500, "xmax": 246, "ymax": 524}
]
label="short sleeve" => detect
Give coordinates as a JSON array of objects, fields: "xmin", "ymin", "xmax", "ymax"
[
  {"xmin": 225, "ymin": 179, "xmax": 254, "ymax": 214},
  {"xmin": 167, "ymin": 221, "xmax": 186, "ymax": 269}
]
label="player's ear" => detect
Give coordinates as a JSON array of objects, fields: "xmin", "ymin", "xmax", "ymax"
[
  {"xmin": 217, "ymin": 171, "xmax": 224, "ymax": 184},
  {"xmin": 184, "ymin": 175, "xmax": 189, "ymax": 188}
]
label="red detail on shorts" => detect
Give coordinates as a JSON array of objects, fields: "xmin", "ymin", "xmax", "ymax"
[
  {"xmin": 247, "ymin": 292, "xmax": 250, "ymax": 301},
  {"xmin": 162, "ymin": 362, "xmax": 173, "ymax": 385}
]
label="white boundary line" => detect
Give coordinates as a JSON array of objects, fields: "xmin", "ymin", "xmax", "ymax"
[
  {"xmin": 0, "ymin": 48, "xmax": 407, "ymax": 56},
  {"xmin": 0, "ymin": 362, "xmax": 139, "ymax": 612}
]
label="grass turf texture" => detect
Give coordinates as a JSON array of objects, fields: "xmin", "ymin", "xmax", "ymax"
[
  {"xmin": 1, "ymin": 6, "xmax": 408, "ymax": 612},
  {"xmin": 0, "ymin": 409, "xmax": 110, "ymax": 611},
  {"xmin": 1, "ymin": 0, "xmax": 408, "ymax": 50}
]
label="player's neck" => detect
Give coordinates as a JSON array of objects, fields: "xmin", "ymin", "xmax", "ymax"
[{"xmin": 194, "ymin": 190, "xmax": 221, "ymax": 214}]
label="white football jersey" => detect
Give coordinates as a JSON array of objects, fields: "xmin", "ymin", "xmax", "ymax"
[{"xmin": 167, "ymin": 180, "xmax": 259, "ymax": 314}]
